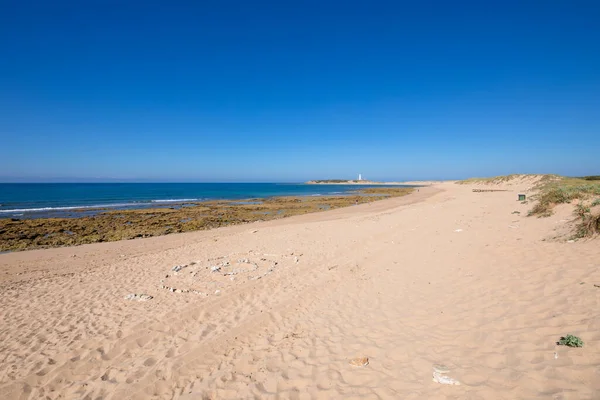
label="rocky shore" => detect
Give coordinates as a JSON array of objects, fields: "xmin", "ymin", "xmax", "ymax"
[{"xmin": 0, "ymin": 187, "xmax": 413, "ymax": 251}]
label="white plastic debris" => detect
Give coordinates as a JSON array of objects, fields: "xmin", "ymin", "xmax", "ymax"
[{"xmin": 432, "ymin": 365, "xmax": 460, "ymax": 385}]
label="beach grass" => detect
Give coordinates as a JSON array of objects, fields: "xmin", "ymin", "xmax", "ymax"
[
  {"xmin": 528, "ymin": 177, "xmax": 600, "ymax": 216},
  {"xmin": 458, "ymin": 173, "xmax": 600, "ymax": 238},
  {"xmin": 515, "ymin": 176, "xmax": 600, "ymax": 237},
  {"xmin": 455, "ymin": 174, "xmax": 523, "ymax": 184},
  {"xmin": 455, "ymin": 174, "xmax": 562, "ymax": 186}
]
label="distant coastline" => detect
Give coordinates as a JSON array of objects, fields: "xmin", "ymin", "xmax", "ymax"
[{"xmin": 306, "ymin": 179, "xmax": 406, "ymax": 185}]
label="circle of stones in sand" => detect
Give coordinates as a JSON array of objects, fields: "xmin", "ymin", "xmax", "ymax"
[{"xmin": 159, "ymin": 252, "xmax": 301, "ymax": 295}]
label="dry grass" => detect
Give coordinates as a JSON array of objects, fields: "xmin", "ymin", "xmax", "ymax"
[
  {"xmin": 456, "ymin": 174, "xmax": 561, "ymax": 186},
  {"xmin": 525, "ymin": 177, "xmax": 600, "ymax": 238},
  {"xmin": 577, "ymin": 214, "xmax": 600, "ymax": 238},
  {"xmin": 528, "ymin": 178, "xmax": 600, "ymax": 217},
  {"xmin": 456, "ymin": 175, "xmax": 522, "ymax": 185},
  {"xmin": 457, "ymin": 174, "xmax": 600, "ymax": 238},
  {"xmin": 574, "ymin": 212, "xmax": 600, "ymax": 238}
]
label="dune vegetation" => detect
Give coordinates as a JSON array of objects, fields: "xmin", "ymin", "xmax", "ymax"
[
  {"xmin": 456, "ymin": 174, "xmax": 561, "ymax": 186},
  {"xmin": 528, "ymin": 177, "xmax": 600, "ymax": 238},
  {"xmin": 457, "ymin": 174, "xmax": 600, "ymax": 238}
]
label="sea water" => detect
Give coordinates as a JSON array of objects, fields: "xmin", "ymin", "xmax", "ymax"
[{"xmin": 0, "ymin": 183, "xmax": 412, "ymax": 219}]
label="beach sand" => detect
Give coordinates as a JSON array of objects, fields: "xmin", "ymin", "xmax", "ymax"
[{"xmin": 1, "ymin": 181, "xmax": 599, "ymax": 399}]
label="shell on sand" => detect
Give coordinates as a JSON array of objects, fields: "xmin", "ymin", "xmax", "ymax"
[
  {"xmin": 432, "ymin": 364, "xmax": 460, "ymax": 385},
  {"xmin": 433, "ymin": 364, "xmax": 451, "ymax": 374},
  {"xmin": 349, "ymin": 357, "xmax": 369, "ymax": 367},
  {"xmin": 433, "ymin": 371, "xmax": 460, "ymax": 385}
]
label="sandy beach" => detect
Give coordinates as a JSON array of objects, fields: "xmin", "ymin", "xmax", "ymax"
[{"xmin": 1, "ymin": 180, "xmax": 599, "ymax": 399}]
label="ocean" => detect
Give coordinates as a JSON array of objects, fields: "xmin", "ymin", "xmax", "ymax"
[{"xmin": 0, "ymin": 183, "xmax": 412, "ymax": 219}]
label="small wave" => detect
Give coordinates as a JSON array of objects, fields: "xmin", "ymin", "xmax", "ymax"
[
  {"xmin": 0, "ymin": 202, "xmax": 147, "ymax": 214},
  {"xmin": 0, "ymin": 199, "xmax": 204, "ymax": 214},
  {"xmin": 150, "ymin": 198, "xmax": 200, "ymax": 203}
]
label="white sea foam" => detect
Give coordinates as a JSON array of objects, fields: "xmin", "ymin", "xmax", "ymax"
[
  {"xmin": 0, "ymin": 203, "xmax": 142, "ymax": 213},
  {"xmin": 150, "ymin": 199, "xmax": 200, "ymax": 203},
  {"xmin": 0, "ymin": 199, "xmax": 201, "ymax": 214}
]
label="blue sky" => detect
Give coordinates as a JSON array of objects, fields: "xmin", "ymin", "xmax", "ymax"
[{"xmin": 1, "ymin": 0, "xmax": 599, "ymax": 182}]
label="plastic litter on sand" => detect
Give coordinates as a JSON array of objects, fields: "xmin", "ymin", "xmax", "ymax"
[{"xmin": 432, "ymin": 364, "xmax": 460, "ymax": 385}]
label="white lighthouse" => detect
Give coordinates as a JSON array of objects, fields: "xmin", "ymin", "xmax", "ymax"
[{"xmin": 358, "ymin": 174, "xmax": 362, "ymax": 181}]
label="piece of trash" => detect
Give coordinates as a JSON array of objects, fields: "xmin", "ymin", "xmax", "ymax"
[
  {"xmin": 554, "ymin": 352, "xmax": 558, "ymax": 359},
  {"xmin": 125, "ymin": 293, "xmax": 153, "ymax": 301},
  {"xmin": 349, "ymin": 357, "xmax": 369, "ymax": 367},
  {"xmin": 172, "ymin": 265, "xmax": 186, "ymax": 272},
  {"xmin": 454, "ymin": 229, "xmax": 463, "ymax": 233},
  {"xmin": 567, "ymin": 240, "xmax": 574, "ymax": 243},
  {"xmin": 210, "ymin": 265, "xmax": 221, "ymax": 272},
  {"xmin": 214, "ymin": 290, "xmax": 221, "ymax": 295},
  {"xmin": 432, "ymin": 364, "xmax": 460, "ymax": 385}
]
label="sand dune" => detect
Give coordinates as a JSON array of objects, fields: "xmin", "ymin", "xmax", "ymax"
[{"xmin": 1, "ymin": 182, "xmax": 599, "ymax": 399}]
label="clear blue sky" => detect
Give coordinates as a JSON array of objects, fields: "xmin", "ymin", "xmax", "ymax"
[{"xmin": 1, "ymin": 1, "xmax": 599, "ymax": 182}]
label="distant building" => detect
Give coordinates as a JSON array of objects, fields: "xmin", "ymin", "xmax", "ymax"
[{"xmin": 358, "ymin": 174, "xmax": 362, "ymax": 181}]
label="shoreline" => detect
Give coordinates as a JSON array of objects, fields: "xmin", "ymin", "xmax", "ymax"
[
  {"xmin": 0, "ymin": 183, "xmax": 417, "ymax": 220},
  {"xmin": 0, "ymin": 186, "xmax": 437, "ymax": 265},
  {"xmin": 0, "ymin": 187, "xmax": 415, "ymax": 252}
]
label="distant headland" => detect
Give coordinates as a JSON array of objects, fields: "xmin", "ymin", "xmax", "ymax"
[{"xmin": 306, "ymin": 179, "xmax": 403, "ymax": 185}]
